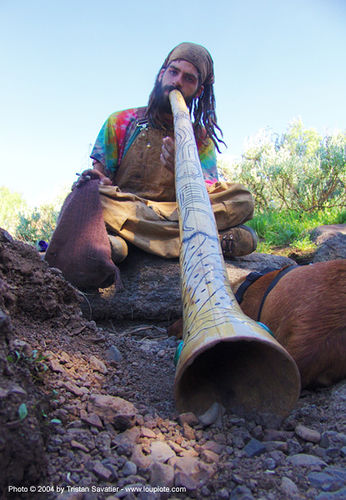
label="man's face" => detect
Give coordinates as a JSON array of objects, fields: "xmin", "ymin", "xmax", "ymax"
[{"xmin": 157, "ymin": 59, "xmax": 203, "ymax": 111}]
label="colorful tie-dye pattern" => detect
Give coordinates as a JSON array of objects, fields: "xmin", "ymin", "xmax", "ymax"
[{"xmin": 90, "ymin": 107, "xmax": 219, "ymax": 183}]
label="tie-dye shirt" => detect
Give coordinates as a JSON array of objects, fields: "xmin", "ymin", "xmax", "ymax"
[{"xmin": 90, "ymin": 107, "xmax": 219, "ymax": 184}]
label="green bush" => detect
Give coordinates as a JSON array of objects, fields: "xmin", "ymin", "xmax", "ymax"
[
  {"xmin": 0, "ymin": 187, "xmax": 28, "ymax": 235},
  {"xmin": 0, "ymin": 185, "xmax": 67, "ymax": 246},
  {"xmin": 15, "ymin": 204, "xmax": 60, "ymax": 245},
  {"xmin": 219, "ymin": 119, "xmax": 346, "ymax": 212}
]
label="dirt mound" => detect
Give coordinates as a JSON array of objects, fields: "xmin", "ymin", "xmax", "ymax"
[{"xmin": 0, "ymin": 228, "xmax": 345, "ymax": 500}]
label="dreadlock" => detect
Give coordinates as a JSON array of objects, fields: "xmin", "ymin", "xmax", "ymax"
[{"xmin": 146, "ymin": 67, "xmax": 226, "ymax": 153}]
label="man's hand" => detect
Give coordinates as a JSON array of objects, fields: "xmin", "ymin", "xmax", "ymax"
[
  {"xmin": 160, "ymin": 136, "xmax": 175, "ymax": 172},
  {"xmin": 73, "ymin": 167, "xmax": 112, "ymax": 189}
]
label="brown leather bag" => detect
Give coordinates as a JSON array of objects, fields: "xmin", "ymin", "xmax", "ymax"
[{"xmin": 45, "ymin": 179, "xmax": 121, "ymax": 290}]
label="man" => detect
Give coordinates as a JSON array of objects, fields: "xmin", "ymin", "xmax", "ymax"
[{"xmin": 46, "ymin": 42, "xmax": 257, "ymax": 290}]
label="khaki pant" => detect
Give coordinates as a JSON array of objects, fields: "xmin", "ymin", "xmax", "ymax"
[{"xmin": 99, "ymin": 181, "xmax": 254, "ymax": 258}]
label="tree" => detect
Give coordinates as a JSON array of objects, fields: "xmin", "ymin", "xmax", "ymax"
[{"xmin": 0, "ymin": 186, "xmax": 28, "ymax": 235}]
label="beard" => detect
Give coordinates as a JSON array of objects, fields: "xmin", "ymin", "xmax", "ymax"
[{"xmin": 155, "ymin": 82, "xmax": 195, "ymax": 113}]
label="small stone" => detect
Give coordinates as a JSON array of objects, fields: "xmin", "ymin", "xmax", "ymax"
[
  {"xmin": 80, "ymin": 410, "xmax": 103, "ymax": 429},
  {"xmin": 264, "ymin": 441, "xmax": 288, "ymax": 452},
  {"xmin": 217, "ymin": 488, "xmax": 229, "ymax": 499},
  {"xmin": 92, "ymin": 460, "xmax": 113, "ymax": 480},
  {"xmin": 131, "ymin": 444, "xmax": 152, "ymax": 470},
  {"xmin": 169, "ymin": 455, "xmax": 200, "ymax": 476},
  {"xmin": 287, "ymin": 453, "xmax": 327, "ymax": 467},
  {"xmin": 174, "ymin": 471, "xmax": 198, "ymax": 491},
  {"xmin": 230, "ymin": 485, "xmax": 254, "ymax": 499},
  {"xmin": 49, "ymin": 359, "xmax": 65, "ymax": 373},
  {"xmin": 150, "ymin": 441, "xmax": 176, "ymax": 463},
  {"xmin": 167, "ymin": 440, "xmax": 184, "ymax": 454},
  {"xmin": 200, "ymin": 449, "xmax": 219, "ymax": 463},
  {"xmin": 122, "ymin": 461, "xmax": 137, "ymax": 476},
  {"xmin": 287, "ymin": 438, "xmax": 304, "ymax": 455},
  {"xmin": 280, "ymin": 477, "xmax": 299, "ymax": 497},
  {"xmin": 202, "ymin": 440, "xmax": 225, "ymax": 454},
  {"xmin": 150, "ymin": 461, "xmax": 174, "ymax": 488},
  {"xmin": 113, "ymin": 427, "xmax": 141, "ymax": 448},
  {"xmin": 70, "ymin": 439, "xmax": 89, "ymax": 453},
  {"xmin": 308, "ymin": 471, "xmax": 338, "ymax": 489},
  {"xmin": 106, "ymin": 345, "xmax": 123, "ymax": 363},
  {"xmin": 264, "ymin": 457, "xmax": 276, "ymax": 470},
  {"xmin": 295, "ymin": 424, "xmax": 321, "ymax": 443},
  {"xmin": 178, "ymin": 412, "xmax": 199, "ymax": 426},
  {"xmin": 64, "ymin": 382, "xmax": 88, "ymax": 396},
  {"xmin": 140, "ymin": 426, "xmax": 157, "ymax": 438},
  {"xmin": 244, "ymin": 438, "xmax": 266, "ymax": 458},
  {"xmin": 182, "ymin": 422, "xmax": 195, "ymax": 440},
  {"xmin": 198, "ymin": 402, "xmax": 225, "ymax": 427},
  {"xmin": 89, "ymin": 355, "xmax": 108, "ymax": 374},
  {"xmin": 263, "ymin": 429, "xmax": 293, "ymax": 441},
  {"xmin": 88, "ymin": 394, "xmax": 137, "ymax": 430},
  {"xmin": 180, "ymin": 448, "xmax": 199, "ymax": 458}
]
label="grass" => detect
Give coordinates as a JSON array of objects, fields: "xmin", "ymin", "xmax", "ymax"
[{"xmin": 246, "ymin": 207, "xmax": 345, "ymax": 254}]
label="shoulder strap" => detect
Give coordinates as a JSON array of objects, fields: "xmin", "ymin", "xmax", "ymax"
[{"xmin": 118, "ymin": 108, "xmax": 148, "ymax": 165}]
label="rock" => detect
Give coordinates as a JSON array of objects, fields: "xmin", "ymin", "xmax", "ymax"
[
  {"xmin": 313, "ymin": 229, "xmax": 346, "ymax": 262},
  {"xmin": 198, "ymin": 402, "xmax": 225, "ymax": 427},
  {"xmin": 122, "ymin": 461, "xmax": 137, "ymax": 476},
  {"xmin": 308, "ymin": 471, "xmax": 344, "ymax": 490},
  {"xmin": 106, "ymin": 345, "xmax": 123, "ymax": 363},
  {"xmin": 49, "ymin": 359, "xmax": 65, "ymax": 373},
  {"xmin": 169, "ymin": 455, "xmax": 200, "ymax": 476},
  {"xmin": 178, "ymin": 412, "xmax": 199, "ymax": 426},
  {"xmin": 182, "ymin": 422, "xmax": 195, "ymax": 440},
  {"xmin": 140, "ymin": 426, "xmax": 157, "ymax": 439},
  {"xmin": 113, "ymin": 427, "xmax": 141, "ymax": 447},
  {"xmin": 280, "ymin": 476, "xmax": 299, "ymax": 497},
  {"xmin": 80, "ymin": 410, "xmax": 103, "ymax": 429},
  {"xmin": 315, "ymin": 488, "xmax": 346, "ymax": 500},
  {"xmin": 64, "ymin": 382, "xmax": 89, "ymax": 396},
  {"xmin": 167, "ymin": 440, "xmax": 184, "ymax": 454},
  {"xmin": 92, "ymin": 460, "xmax": 113, "ymax": 480},
  {"xmin": 150, "ymin": 441, "xmax": 176, "ymax": 463},
  {"xmin": 149, "ymin": 461, "xmax": 174, "ymax": 488},
  {"xmin": 71, "ymin": 439, "xmax": 89, "ymax": 453},
  {"xmin": 264, "ymin": 441, "xmax": 288, "ymax": 452},
  {"xmin": 81, "ymin": 247, "xmax": 295, "ymax": 321},
  {"xmin": 287, "ymin": 453, "xmax": 327, "ymax": 467},
  {"xmin": 295, "ymin": 424, "xmax": 321, "ymax": 443},
  {"xmin": 174, "ymin": 471, "xmax": 199, "ymax": 491},
  {"xmin": 89, "ymin": 355, "xmax": 108, "ymax": 374},
  {"xmin": 201, "ymin": 440, "xmax": 225, "ymax": 454},
  {"xmin": 243, "ymin": 438, "xmax": 266, "ymax": 457},
  {"xmin": 88, "ymin": 394, "xmax": 137, "ymax": 430},
  {"xmin": 130, "ymin": 444, "xmax": 152, "ymax": 470},
  {"xmin": 310, "ymin": 224, "xmax": 346, "ymax": 245},
  {"xmin": 230, "ymin": 485, "xmax": 254, "ymax": 499},
  {"xmin": 262, "ymin": 429, "xmax": 294, "ymax": 441},
  {"xmin": 200, "ymin": 449, "xmax": 219, "ymax": 463},
  {"xmin": 169, "ymin": 455, "xmax": 215, "ymax": 484}
]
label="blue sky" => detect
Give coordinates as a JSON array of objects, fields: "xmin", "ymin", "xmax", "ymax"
[{"xmin": 1, "ymin": 0, "xmax": 345, "ymax": 205}]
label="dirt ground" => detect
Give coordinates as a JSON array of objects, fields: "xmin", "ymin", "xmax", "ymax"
[{"xmin": 0, "ymin": 228, "xmax": 345, "ymax": 500}]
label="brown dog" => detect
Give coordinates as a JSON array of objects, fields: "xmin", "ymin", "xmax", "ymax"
[
  {"xmin": 234, "ymin": 260, "xmax": 346, "ymax": 388},
  {"xmin": 169, "ymin": 260, "xmax": 346, "ymax": 389}
]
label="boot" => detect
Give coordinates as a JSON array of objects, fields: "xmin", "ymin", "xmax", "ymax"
[{"xmin": 219, "ymin": 224, "xmax": 258, "ymax": 258}]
